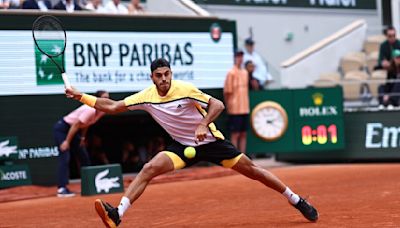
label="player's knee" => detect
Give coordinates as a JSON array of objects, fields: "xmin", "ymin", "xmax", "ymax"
[
  {"xmin": 141, "ymin": 163, "xmax": 155, "ymax": 177},
  {"xmin": 141, "ymin": 162, "xmax": 161, "ymax": 179}
]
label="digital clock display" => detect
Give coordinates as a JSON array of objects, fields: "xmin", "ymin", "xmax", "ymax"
[
  {"xmin": 294, "ymin": 120, "xmax": 344, "ymax": 151},
  {"xmin": 301, "ymin": 124, "xmax": 338, "ymax": 145}
]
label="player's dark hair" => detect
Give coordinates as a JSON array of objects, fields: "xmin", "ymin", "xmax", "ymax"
[
  {"xmin": 150, "ymin": 58, "xmax": 170, "ymax": 73},
  {"xmin": 94, "ymin": 90, "xmax": 107, "ymax": 97}
]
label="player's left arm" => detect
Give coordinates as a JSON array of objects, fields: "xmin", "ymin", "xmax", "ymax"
[
  {"xmin": 199, "ymin": 97, "xmax": 225, "ymax": 126},
  {"xmin": 195, "ymin": 97, "xmax": 225, "ymax": 142},
  {"xmin": 187, "ymin": 83, "xmax": 225, "ymax": 141}
]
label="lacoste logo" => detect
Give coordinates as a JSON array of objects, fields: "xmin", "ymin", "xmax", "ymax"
[
  {"xmin": 0, "ymin": 140, "xmax": 17, "ymax": 158},
  {"xmin": 34, "ymin": 40, "xmax": 65, "ymax": 85},
  {"xmin": 95, "ymin": 169, "xmax": 120, "ymax": 193}
]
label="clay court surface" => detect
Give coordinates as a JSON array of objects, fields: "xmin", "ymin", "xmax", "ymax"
[{"xmin": 1, "ymin": 163, "xmax": 399, "ymax": 227}]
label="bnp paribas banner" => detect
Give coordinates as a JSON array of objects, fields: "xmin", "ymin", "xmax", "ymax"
[
  {"xmin": 0, "ymin": 30, "xmax": 233, "ymax": 96},
  {"xmin": 193, "ymin": 0, "xmax": 376, "ymax": 10}
]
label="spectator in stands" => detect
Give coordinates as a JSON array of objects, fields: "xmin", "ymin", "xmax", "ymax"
[
  {"xmin": 85, "ymin": 0, "xmax": 104, "ymax": 12},
  {"xmin": 379, "ymin": 49, "xmax": 400, "ymax": 108},
  {"xmin": 88, "ymin": 134, "xmax": 109, "ymax": 165},
  {"xmin": 147, "ymin": 136, "xmax": 166, "ymax": 160},
  {"xmin": 0, "ymin": 0, "xmax": 10, "ymax": 8},
  {"xmin": 53, "ymin": 0, "xmax": 82, "ymax": 12},
  {"xmin": 245, "ymin": 60, "xmax": 261, "ymax": 91},
  {"xmin": 359, "ymin": 82, "xmax": 372, "ymax": 103},
  {"xmin": 121, "ymin": 141, "xmax": 142, "ymax": 173},
  {"xmin": 104, "ymin": 0, "xmax": 128, "ymax": 14},
  {"xmin": 243, "ymin": 37, "xmax": 273, "ymax": 88},
  {"xmin": 6, "ymin": 0, "xmax": 20, "ymax": 8},
  {"xmin": 53, "ymin": 90, "xmax": 108, "ymax": 197},
  {"xmin": 377, "ymin": 26, "xmax": 400, "ymax": 70},
  {"xmin": 22, "ymin": 0, "xmax": 51, "ymax": 11},
  {"xmin": 224, "ymin": 49, "xmax": 249, "ymax": 154},
  {"xmin": 127, "ymin": 0, "xmax": 144, "ymax": 14}
]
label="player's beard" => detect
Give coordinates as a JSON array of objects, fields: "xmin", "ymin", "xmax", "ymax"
[{"xmin": 157, "ymin": 80, "xmax": 171, "ymax": 95}]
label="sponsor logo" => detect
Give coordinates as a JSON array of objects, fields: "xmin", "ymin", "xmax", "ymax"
[
  {"xmin": 34, "ymin": 40, "xmax": 65, "ymax": 85},
  {"xmin": 312, "ymin": 93, "xmax": 323, "ymax": 106},
  {"xmin": 210, "ymin": 23, "xmax": 222, "ymax": 42},
  {"xmin": 0, "ymin": 169, "xmax": 28, "ymax": 181},
  {"xmin": 310, "ymin": 0, "xmax": 356, "ymax": 7},
  {"xmin": 18, "ymin": 146, "xmax": 59, "ymax": 159},
  {"xmin": 0, "ymin": 140, "xmax": 17, "ymax": 158},
  {"xmin": 233, "ymin": 0, "xmax": 358, "ymax": 8},
  {"xmin": 95, "ymin": 169, "xmax": 120, "ymax": 193},
  {"xmin": 299, "ymin": 106, "xmax": 338, "ymax": 117},
  {"xmin": 234, "ymin": 0, "xmax": 288, "ymax": 5},
  {"xmin": 365, "ymin": 123, "xmax": 400, "ymax": 148},
  {"xmin": 299, "ymin": 92, "xmax": 338, "ymax": 117}
]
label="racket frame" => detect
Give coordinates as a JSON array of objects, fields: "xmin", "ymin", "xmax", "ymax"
[{"xmin": 32, "ymin": 15, "xmax": 70, "ymax": 88}]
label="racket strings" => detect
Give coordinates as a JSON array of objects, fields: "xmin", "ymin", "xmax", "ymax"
[
  {"xmin": 33, "ymin": 18, "xmax": 63, "ymax": 31},
  {"xmin": 33, "ymin": 16, "xmax": 66, "ymax": 57}
]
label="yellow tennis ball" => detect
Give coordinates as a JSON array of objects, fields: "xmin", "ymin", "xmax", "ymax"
[{"xmin": 184, "ymin": 146, "xmax": 196, "ymax": 159}]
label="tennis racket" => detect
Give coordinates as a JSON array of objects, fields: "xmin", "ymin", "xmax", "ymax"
[{"xmin": 32, "ymin": 15, "xmax": 71, "ymax": 89}]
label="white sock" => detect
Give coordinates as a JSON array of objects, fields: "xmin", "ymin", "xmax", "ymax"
[
  {"xmin": 117, "ymin": 196, "xmax": 131, "ymax": 218},
  {"xmin": 282, "ymin": 187, "xmax": 300, "ymax": 205}
]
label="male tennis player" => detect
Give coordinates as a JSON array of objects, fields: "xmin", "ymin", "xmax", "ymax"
[{"xmin": 65, "ymin": 58, "xmax": 318, "ymax": 227}]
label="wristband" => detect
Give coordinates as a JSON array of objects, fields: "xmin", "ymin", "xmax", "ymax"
[{"xmin": 80, "ymin": 93, "xmax": 97, "ymax": 108}]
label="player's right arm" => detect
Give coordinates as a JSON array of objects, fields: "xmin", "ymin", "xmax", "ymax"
[
  {"xmin": 65, "ymin": 87, "xmax": 128, "ymax": 114},
  {"xmin": 93, "ymin": 98, "xmax": 128, "ymax": 114}
]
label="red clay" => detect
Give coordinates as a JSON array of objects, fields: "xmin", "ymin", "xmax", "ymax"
[{"xmin": 0, "ymin": 164, "xmax": 399, "ymax": 227}]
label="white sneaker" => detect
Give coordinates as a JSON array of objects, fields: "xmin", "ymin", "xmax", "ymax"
[{"xmin": 57, "ymin": 187, "xmax": 75, "ymax": 197}]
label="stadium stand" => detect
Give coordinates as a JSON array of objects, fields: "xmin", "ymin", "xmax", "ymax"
[
  {"xmin": 363, "ymin": 34, "xmax": 386, "ymax": 55},
  {"xmin": 341, "ymin": 77, "xmax": 364, "ymax": 100},
  {"xmin": 313, "ymin": 78, "xmax": 339, "ymax": 88},
  {"xmin": 279, "ymin": 18, "xmax": 391, "ymax": 107},
  {"xmin": 336, "ymin": 35, "xmax": 391, "ymax": 105},
  {"xmin": 344, "ymin": 70, "xmax": 369, "ymax": 80},
  {"xmin": 340, "ymin": 53, "xmax": 366, "ymax": 74},
  {"xmin": 369, "ymin": 70, "xmax": 386, "ymax": 98},
  {"xmin": 280, "ymin": 20, "xmax": 367, "ymax": 89},
  {"xmin": 366, "ymin": 51, "xmax": 379, "ymax": 73},
  {"xmin": 319, "ymin": 72, "xmax": 341, "ymax": 81}
]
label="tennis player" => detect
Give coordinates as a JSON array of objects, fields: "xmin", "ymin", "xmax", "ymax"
[{"xmin": 65, "ymin": 58, "xmax": 318, "ymax": 227}]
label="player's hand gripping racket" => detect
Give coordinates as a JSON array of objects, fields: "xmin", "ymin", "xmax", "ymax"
[{"xmin": 32, "ymin": 15, "xmax": 71, "ymax": 89}]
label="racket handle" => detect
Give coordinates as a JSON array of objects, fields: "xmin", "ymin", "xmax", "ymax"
[{"xmin": 62, "ymin": 73, "xmax": 72, "ymax": 89}]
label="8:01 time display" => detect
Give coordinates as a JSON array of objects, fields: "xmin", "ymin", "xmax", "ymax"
[{"xmin": 301, "ymin": 124, "xmax": 338, "ymax": 145}]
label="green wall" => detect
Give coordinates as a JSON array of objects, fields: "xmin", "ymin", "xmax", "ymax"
[{"xmin": 247, "ymin": 87, "xmax": 344, "ymax": 154}]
